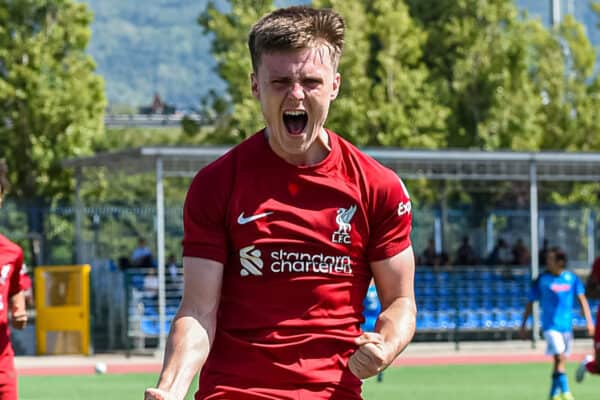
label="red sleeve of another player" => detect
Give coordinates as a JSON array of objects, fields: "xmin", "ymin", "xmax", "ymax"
[
  {"xmin": 182, "ymin": 162, "xmax": 230, "ymax": 264},
  {"xmin": 8, "ymin": 248, "xmax": 24, "ymax": 297},
  {"xmin": 592, "ymin": 258, "xmax": 600, "ymax": 281},
  {"xmin": 367, "ymin": 171, "xmax": 412, "ymax": 262}
]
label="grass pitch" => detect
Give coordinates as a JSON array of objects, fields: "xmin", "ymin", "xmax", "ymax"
[{"xmin": 19, "ymin": 362, "xmax": 599, "ymax": 400}]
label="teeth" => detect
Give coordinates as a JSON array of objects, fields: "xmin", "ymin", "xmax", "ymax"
[{"xmin": 284, "ymin": 111, "xmax": 307, "ymax": 116}]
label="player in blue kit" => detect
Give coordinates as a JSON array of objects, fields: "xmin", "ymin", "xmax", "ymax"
[
  {"xmin": 519, "ymin": 247, "xmax": 595, "ymax": 400},
  {"xmin": 362, "ymin": 280, "xmax": 383, "ymax": 382}
]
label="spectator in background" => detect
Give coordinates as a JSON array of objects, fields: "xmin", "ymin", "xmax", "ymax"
[
  {"xmin": 0, "ymin": 159, "xmax": 28, "ymax": 400},
  {"xmin": 419, "ymin": 238, "xmax": 437, "ymax": 266},
  {"xmin": 454, "ymin": 236, "xmax": 479, "ymax": 266},
  {"xmin": 131, "ymin": 238, "xmax": 154, "ymax": 268},
  {"xmin": 487, "ymin": 238, "xmax": 512, "ymax": 266},
  {"xmin": 166, "ymin": 254, "xmax": 181, "ymax": 282},
  {"xmin": 512, "ymin": 238, "xmax": 530, "ymax": 266},
  {"xmin": 520, "ymin": 247, "xmax": 594, "ymax": 400},
  {"xmin": 143, "ymin": 267, "xmax": 159, "ymax": 301},
  {"xmin": 165, "ymin": 254, "xmax": 183, "ymax": 297},
  {"xmin": 575, "ymin": 254, "xmax": 600, "ymax": 383},
  {"xmin": 118, "ymin": 256, "xmax": 133, "ymax": 271}
]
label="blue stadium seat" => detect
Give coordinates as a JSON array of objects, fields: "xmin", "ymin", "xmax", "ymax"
[
  {"xmin": 140, "ymin": 317, "xmax": 159, "ymax": 336},
  {"xmin": 460, "ymin": 311, "xmax": 479, "ymax": 329}
]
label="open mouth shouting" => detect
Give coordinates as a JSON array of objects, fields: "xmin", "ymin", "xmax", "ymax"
[{"xmin": 283, "ymin": 110, "xmax": 308, "ymax": 135}]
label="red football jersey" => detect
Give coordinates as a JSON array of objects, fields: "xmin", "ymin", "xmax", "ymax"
[
  {"xmin": 0, "ymin": 234, "xmax": 24, "ymax": 358},
  {"xmin": 183, "ymin": 130, "xmax": 412, "ymax": 399}
]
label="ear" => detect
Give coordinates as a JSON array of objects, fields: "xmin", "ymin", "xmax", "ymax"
[
  {"xmin": 251, "ymin": 72, "xmax": 260, "ymax": 99},
  {"xmin": 330, "ymin": 72, "xmax": 341, "ymax": 100}
]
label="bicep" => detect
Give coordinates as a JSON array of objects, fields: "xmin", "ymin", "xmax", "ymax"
[
  {"xmin": 370, "ymin": 246, "xmax": 415, "ymax": 309},
  {"xmin": 179, "ymin": 256, "xmax": 224, "ymax": 318}
]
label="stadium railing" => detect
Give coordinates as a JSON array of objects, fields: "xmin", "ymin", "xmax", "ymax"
[{"xmin": 125, "ymin": 268, "xmax": 183, "ymax": 353}]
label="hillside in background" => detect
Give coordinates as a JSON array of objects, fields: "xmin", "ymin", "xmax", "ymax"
[
  {"xmin": 82, "ymin": 0, "xmax": 599, "ymax": 109},
  {"xmin": 83, "ymin": 0, "xmax": 221, "ymax": 110}
]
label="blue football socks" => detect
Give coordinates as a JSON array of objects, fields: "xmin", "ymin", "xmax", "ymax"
[{"xmin": 550, "ymin": 372, "xmax": 561, "ymax": 398}]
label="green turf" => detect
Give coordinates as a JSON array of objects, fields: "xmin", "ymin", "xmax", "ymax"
[{"xmin": 19, "ymin": 362, "xmax": 600, "ymax": 400}]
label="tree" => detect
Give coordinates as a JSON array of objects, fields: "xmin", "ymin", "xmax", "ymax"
[
  {"xmin": 198, "ymin": 0, "xmax": 274, "ymax": 142},
  {"xmin": 0, "ymin": 0, "xmax": 105, "ymax": 206},
  {"xmin": 314, "ymin": 0, "xmax": 449, "ymax": 147},
  {"xmin": 407, "ymin": 0, "xmax": 600, "ymax": 152}
]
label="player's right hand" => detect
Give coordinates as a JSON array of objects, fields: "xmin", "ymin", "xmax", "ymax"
[
  {"xmin": 348, "ymin": 332, "xmax": 388, "ymax": 379},
  {"xmin": 144, "ymin": 388, "xmax": 178, "ymax": 400}
]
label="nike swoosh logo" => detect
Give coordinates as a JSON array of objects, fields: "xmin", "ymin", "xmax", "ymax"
[{"xmin": 237, "ymin": 211, "xmax": 273, "ymax": 225}]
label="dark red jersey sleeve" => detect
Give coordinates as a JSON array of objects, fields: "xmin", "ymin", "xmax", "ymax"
[
  {"xmin": 8, "ymin": 247, "xmax": 23, "ymax": 297},
  {"xmin": 182, "ymin": 156, "xmax": 232, "ymax": 264},
  {"xmin": 367, "ymin": 170, "xmax": 412, "ymax": 262}
]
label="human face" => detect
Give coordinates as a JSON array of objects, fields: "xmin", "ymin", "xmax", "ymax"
[
  {"xmin": 251, "ymin": 46, "xmax": 341, "ymax": 166},
  {"xmin": 546, "ymin": 251, "xmax": 563, "ymax": 275}
]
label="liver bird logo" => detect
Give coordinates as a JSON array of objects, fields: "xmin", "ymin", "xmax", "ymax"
[{"xmin": 335, "ymin": 205, "xmax": 357, "ymax": 234}]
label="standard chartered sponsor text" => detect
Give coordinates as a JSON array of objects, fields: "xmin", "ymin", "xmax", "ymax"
[{"xmin": 270, "ymin": 249, "xmax": 352, "ymax": 274}]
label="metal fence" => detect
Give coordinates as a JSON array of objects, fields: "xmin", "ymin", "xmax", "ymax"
[{"xmin": 1, "ymin": 204, "xmax": 598, "ymax": 351}]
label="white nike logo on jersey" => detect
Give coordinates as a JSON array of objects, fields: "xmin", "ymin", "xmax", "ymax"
[{"xmin": 237, "ymin": 211, "xmax": 273, "ymax": 225}]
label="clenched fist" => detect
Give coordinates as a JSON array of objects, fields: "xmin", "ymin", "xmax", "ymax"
[{"xmin": 348, "ymin": 332, "xmax": 390, "ymax": 379}]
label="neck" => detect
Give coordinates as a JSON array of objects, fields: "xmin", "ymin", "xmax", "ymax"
[{"xmin": 265, "ymin": 128, "xmax": 331, "ymax": 166}]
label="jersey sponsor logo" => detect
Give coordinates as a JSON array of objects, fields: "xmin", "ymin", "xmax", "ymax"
[
  {"xmin": 397, "ymin": 201, "xmax": 412, "ymax": 216},
  {"xmin": 332, "ymin": 205, "xmax": 357, "ymax": 245},
  {"xmin": 270, "ymin": 249, "xmax": 353, "ymax": 274},
  {"xmin": 239, "ymin": 246, "xmax": 264, "ymax": 276},
  {"xmin": 0, "ymin": 264, "xmax": 10, "ymax": 285},
  {"xmin": 237, "ymin": 211, "xmax": 273, "ymax": 225},
  {"xmin": 550, "ymin": 283, "xmax": 571, "ymax": 292},
  {"xmin": 239, "ymin": 246, "xmax": 353, "ymax": 276}
]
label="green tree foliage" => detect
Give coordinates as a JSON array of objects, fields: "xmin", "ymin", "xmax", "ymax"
[
  {"xmin": 198, "ymin": 0, "xmax": 275, "ymax": 142},
  {"xmin": 0, "ymin": 0, "xmax": 105, "ymax": 204},
  {"xmin": 314, "ymin": 0, "xmax": 449, "ymax": 147},
  {"xmin": 82, "ymin": 0, "xmax": 220, "ymax": 109},
  {"xmin": 407, "ymin": 0, "xmax": 600, "ymax": 152}
]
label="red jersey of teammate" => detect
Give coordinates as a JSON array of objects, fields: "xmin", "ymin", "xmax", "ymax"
[
  {"xmin": 183, "ymin": 130, "xmax": 412, "ymax": 398},
  {"xmin": 592, "ymin": 257, "xmax": 600, "ymax": 282},
  {"xmin": 0, "ymin": 234, "xmax": 24, "ymax": 359}
]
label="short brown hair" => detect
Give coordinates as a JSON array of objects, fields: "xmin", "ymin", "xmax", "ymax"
[
  {"xmin": 549, "ymin": 246, "xmax": 567, "ymax": 266},
  {"xmin": 248, "ymin": 6, "xmax": 345, "ymax": 72},
  {"xmin": 0, "ymin": 159, "xmax": 8, "ymax": 194}
]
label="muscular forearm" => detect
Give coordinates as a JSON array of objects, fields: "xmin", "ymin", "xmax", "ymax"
[
  {"xmin": 156, "ymin": 313, "xmax": 215, "ymax": 400},
  {"xmin": 375, "ymin": 296, "xmax": 416, "ymax": 365},
  {"xmin": 10, "ymin": 291, "xmax": 25, "ymax": 314}
]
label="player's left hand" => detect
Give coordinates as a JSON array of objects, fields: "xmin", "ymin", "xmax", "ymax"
[
  {"xmin": 348, "ymin": 332, "xmax": 389, "ymax": 379},
  {"xmin": 11, "ymin": 313, "xmax": 27, "ymax": 330},
  {"xmin": 587, "ymin": 323, "xmax": 595, "ymax": 337}
]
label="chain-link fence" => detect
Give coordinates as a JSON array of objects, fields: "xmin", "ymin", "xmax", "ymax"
[{"xmin": 1, "ymin": 204, "xmax": 598, "ymax": 351}]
